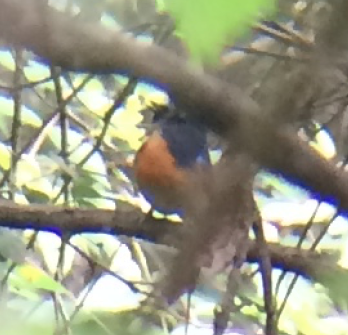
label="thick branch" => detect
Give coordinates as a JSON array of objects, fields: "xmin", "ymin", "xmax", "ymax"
[
  {"xmin": 0, "ymin": 200, "xmax": 175, "ymax": 240},
  {"xmin": 0, "ymin": 200, "xmax": 340, "ymax": 285}
]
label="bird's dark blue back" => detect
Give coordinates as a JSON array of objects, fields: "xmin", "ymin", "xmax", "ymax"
[{"xmin": 158, "ymin": 115, "xmax": 210, "ymax": 168}]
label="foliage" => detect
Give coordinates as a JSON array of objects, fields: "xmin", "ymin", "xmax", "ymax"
[
  {"xmin": 0, "ymin": 1, "xmax": 347, "ymax": 335},
  {"xmin": 163, "ymin": 0, "xmax": 277, "ymax": 64}
]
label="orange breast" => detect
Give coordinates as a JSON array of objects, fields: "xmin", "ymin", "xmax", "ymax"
[
  {"xmin": 134, "ymin": 132, "xmax": 187, "ymax": 210},
  {"xmin": 135, "ymin": 132, "xmax": 186, "ymax": 187}
]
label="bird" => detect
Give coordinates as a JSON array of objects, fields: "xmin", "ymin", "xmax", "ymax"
[
  {"xmin": 134, "ymin": 103, "xmax": 211, "ymax": 215},
  {"xmin": 134, "ymin": 103, "xmax": 228, "ymax": 304}
]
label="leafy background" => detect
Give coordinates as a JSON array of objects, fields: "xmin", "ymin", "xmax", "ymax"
[{"xmin": 0, "ymin": 0, "xmax": 348, "ymax": 335}]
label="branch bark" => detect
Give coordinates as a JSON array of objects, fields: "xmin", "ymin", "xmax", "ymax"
[{"xmin": 0, "ymin": 199, "xmax": 339, "ymax": 286}]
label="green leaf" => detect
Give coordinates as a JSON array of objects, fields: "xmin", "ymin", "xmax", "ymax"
[
  {"xmin": 0, "ymin": 142, "xmax": 11, "ymax": 170},
  {"xmin": 24, "ymin": 61, "xmax": 53, "ymax": 90},
  {"xmin": 317, "ymin": 266, "xmax": 348, "ymax": 310},
  {"xmin": 308, "ymin": 123, "xmax": 336, "ymax": 160},
  {"xmin": 72, "ymin": 173, "xmax": 101, "ymax": 198},
  {"xmin": 0, "ymin": 229, "xmax": 26, "ymax": 263},
  {"xmin": 164, "ymin": 0, "xmax": 277, "ymax": 64},
  {"xmin": 71, "ymin": 169, "xmax": 114, "ymax": 208},
  {"xmin": 0, "ymin": 50, "xmax": 15, "ymax": 71},
  {"xmin": 156, "ymin": 0, "xmax": 166, "ymax": 12},
  {"xmin": 23, "ymin": 186, "xmax": 52, "ymax": 203},
  {"xmin": 11, "ymin": 263, "xmax": 69, "ymax": 294},
  {"xmin": 0, "ymin": 97, "xmax": 42, "ymax": 130}
]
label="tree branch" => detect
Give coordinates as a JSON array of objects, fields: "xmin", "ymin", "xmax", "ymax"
[{"xmin": 0, "ymin": 199, "xmax": 339, "ymax": 286}]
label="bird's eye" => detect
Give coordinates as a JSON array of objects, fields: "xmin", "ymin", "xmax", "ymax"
[
  {"xmin": 150, "ymin": 103, "xmax": 174, "ymax": 122},
  {"xmin": 144, "ymin": 102, "xmax": 190, "ymax": 125}
]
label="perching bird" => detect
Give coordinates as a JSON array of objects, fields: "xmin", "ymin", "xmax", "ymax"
[
  {"xmin": 134, "ymin": 103, "xmax": 211, "ymax": 215},
  {"xmin": 134, "ymin": 103, "xmax": 238, "ymax": 304}
]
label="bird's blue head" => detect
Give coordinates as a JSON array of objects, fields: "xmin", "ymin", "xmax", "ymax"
[{"xmin": 150, "ymin": 103, "xmax": 210, "ymax": 168}]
